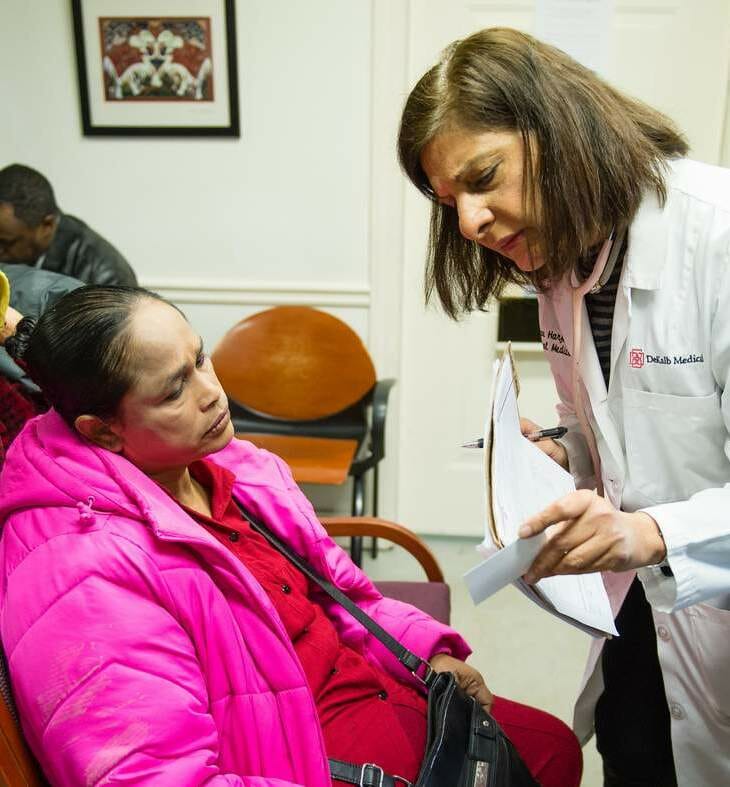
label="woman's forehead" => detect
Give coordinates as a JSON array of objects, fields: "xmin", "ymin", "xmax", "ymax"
[
  {"xmin": 421, "ymin": 128, "xmax": 522, "ymax": 180},
  {"xmin": 127, "ymin": 301, "xmax": 194, "ymax": 371}
]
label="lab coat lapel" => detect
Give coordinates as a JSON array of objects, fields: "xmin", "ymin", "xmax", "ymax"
[
  {"xmin": 577, "ymin": 304, "xmax": 626, "ymax": 476},
  {"xmin": 554, "ymin": 282, "xmax": 626, "ymax": 485}
]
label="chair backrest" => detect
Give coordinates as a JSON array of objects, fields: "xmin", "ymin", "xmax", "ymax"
[{"xmin": 211, "ymin": 306, "xmax": 376, "ymax": 421}]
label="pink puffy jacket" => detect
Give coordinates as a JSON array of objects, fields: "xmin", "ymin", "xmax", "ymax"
[{"xmin": 0, "ymin": 412, "xmax": 470, "ymax": 786}]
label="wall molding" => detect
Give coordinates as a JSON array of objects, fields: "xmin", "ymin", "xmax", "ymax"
[{"xmin": 139, "ymin": 277, "xmax": 371, "ymax": 307}]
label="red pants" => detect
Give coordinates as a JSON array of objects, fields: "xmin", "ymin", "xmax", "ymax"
[
  {"xmin": 327, "ymin": 685, "xmax": 582, "ymax": 787},
  {"xmin": 492, "ymin": 695, "xmax": 583, "ymax": 787}
]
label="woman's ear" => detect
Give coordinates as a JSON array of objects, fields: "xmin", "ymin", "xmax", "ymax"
[{"xmin": 74, "ymin": 414, "xmax": 123, "ymax": 452}]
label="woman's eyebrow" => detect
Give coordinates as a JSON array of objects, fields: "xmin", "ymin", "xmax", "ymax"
[{"xmin": 455, "ymin": 153, "xmax": 499, "ymax": 181}]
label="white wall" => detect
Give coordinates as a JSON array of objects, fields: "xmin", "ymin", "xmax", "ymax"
[{"xmin": 0, "ymin": 0, "xmax": 377, "ymax": 515}]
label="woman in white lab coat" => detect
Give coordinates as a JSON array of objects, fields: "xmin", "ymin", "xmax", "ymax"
[{"xmin": 397, "ymin": 26, "xmax": 730, "ymax": 787}]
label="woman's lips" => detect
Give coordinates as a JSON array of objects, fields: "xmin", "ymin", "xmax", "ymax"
[
  {"xmin": 204, "ymin": 410, "xmax": 230, "ymax": 437},
  {"xmin": 498, "ymin": 230, "xmax": 524, "ymax": 253}
]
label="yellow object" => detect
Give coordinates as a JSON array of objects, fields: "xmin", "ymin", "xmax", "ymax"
[{"xmin": 0, "ymin": 271, "xmax": 9, "ymax": 325}]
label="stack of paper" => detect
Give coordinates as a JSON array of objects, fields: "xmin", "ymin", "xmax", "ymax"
[{"xmin": 463, "ymin": 346, "xmax": 617, "ymax": 638}]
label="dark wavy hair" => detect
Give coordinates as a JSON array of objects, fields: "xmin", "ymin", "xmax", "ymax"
[
  {"xmin": 0, "ymin": 164, "xmax": 59, "ymax": 227},
  {"xmin": 397, "ymin": 27, "xmax": 688, "ymax": 318},
  {"xmin": 6, "ymin": 286, "xmax": 177, "ymax": 426}
]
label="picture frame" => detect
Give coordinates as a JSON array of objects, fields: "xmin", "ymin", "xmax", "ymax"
[{"xmin": 70, "ymin": 0, "xmax": 240, "ymax": 137}]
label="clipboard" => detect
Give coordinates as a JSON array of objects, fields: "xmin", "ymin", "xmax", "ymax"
[{"xmin": 467, "ymin": 344, "xmax": 618, "ymax": 638}]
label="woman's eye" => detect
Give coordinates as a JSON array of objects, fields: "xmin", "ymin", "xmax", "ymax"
[
  {"xmin": 473, "ymin": 165, "xmax": 498, "ymax": 190},
  {"xmin": 165, "ymin": 383, "xmax": 184, "ymax": 401},
  {"xmin": 195, "ymin": 352, "xmax": 206, "ymax": 368}
]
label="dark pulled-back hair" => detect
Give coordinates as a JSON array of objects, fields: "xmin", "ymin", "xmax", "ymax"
[
  {"xmin": 397, "ymin": 27, "xmax": 689, "ymax": 318},
  {"xmin": 0, "ymin": 164, "xmax": 59, "ymax": 227},
  {"xmin": 6, "ymin": 286, "xmax": 174, "ymax": 426}
]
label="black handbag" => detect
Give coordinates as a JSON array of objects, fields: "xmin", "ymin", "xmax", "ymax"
[{"xmin": 235, "ymin": 502, "xmax": 539, "ymax": 787}]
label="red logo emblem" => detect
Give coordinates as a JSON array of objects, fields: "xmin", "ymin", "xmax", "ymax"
[{"xmin": 629, "ymin": 348, "xmax": 645, "ymax": 368}]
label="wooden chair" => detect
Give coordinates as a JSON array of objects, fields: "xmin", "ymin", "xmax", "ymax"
[
  {"xmin": 0, "ymin": 518, "xmax": 448, "ymax": 784},
  {"xmin": 322, "ymin": 516, "xmax": 451, "ymax": 624},
  {"xmin": 0, "ymin": 654, "xmax": 45, "ymax": 786},
  {"xmin": 212, "ymin": 306, "xmax": 396, "ymax": 565}
]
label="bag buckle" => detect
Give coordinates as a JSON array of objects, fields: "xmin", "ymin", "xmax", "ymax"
[
  {"xmin": 410, "ymin": 660, "xmax": 434, "ymax": 687},
  {"xmin": 359, "ymin": 763, "xmax": 384, "ymax": 787}
]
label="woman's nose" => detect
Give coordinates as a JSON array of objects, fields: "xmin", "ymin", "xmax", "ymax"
[
  {"xmin": 199, "ymin": 372, "xmax": 223, "ymax": 410},
  {"xmin": 456, "ymin": 195, "xmax": 493, "ymax": 242}
]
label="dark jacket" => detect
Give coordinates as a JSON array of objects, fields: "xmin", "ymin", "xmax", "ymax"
[
  {"xmin": 40, "ymin": 213, "xmax": 137, "ymax": 286},
  {"xmin": 0, "ymin": 263, "xmax": 83, "ymax": 386}
]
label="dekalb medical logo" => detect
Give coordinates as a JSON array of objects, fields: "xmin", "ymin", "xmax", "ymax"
[
  {"xmin": 628, "ymin": 346, "xmax": 704, "ymax": 368},
  {"xmin": 629, "ymin": 348, "xmax": 645, "ymax": 368}
]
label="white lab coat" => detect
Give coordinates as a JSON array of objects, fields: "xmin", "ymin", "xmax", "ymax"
[{"xmin": 537, "ymin": 158, "xmax": 730, "ymax": 786}]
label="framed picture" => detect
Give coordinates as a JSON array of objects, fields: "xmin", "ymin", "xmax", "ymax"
[{"xmin": 71, "ymin": 0, "xmax": 239, "ymax": 137}]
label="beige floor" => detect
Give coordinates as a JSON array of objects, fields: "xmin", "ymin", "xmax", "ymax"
[{"xmin": 361, "ymin": 535, "xmax": 603, "ymax": 787}]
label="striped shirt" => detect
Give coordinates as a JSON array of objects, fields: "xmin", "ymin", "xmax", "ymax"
[{"xmin": 576, "ymin": 238, "xmax": 627, "ymax": 388}]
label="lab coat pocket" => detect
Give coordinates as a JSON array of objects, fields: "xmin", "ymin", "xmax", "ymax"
[
  {"xmin": 623, "ymin": 388, "xmax": 724, "ymax": 504},
  {"xmin": 689, "ymin": 601, "xmax": 730, "ymax": 720}
]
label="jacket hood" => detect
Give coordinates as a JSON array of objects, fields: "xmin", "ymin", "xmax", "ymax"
[{"xmin": 0, "ymin": 410, "xmax": 159, "ymax": 525}]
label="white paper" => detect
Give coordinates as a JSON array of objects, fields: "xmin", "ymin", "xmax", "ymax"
[
  {"xmin": 464, "ymin": 348, "xmax": 618, "ymax": 638},
  {"xmin": 464, "ymin": 535, "xmax": 546, "ymax": 604},
  {"xmin": 535, "ymin": 0, "xmax": 614, "ymax": 77},
  {"xmin": 489, "ymin": 354, "xmax": 576, "ymax": 545}
]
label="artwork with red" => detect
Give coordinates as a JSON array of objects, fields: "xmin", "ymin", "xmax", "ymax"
[{"xmin": 99, "ymin": 18, "xmax": 214, "ymax": 101}]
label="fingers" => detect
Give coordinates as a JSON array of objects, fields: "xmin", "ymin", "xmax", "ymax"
[
  {"xmin": 472, "ymin": 683, "xmax": 494, "ymax": 713},
  {"xmin": 518, "ymin": 489, "xmax": 595, "ymax": 538},
  {"xmin": 525, "ymin": 539, "xmax": 614, "ymax": 583},
  {"xmin": 519, "ymin": 417, "xmax": 541, "ymax": 435},
  {"xmin": 525, "ymin": 544, "xmax": 586, "ymax": 584},
  {"xmin": 455, "ymin": 668, "xmax": 493, "ymax": 712}
]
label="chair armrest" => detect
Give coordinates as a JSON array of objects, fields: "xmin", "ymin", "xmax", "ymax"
[{"xmin": 320, "ymin": 516, "xmax": 444, "ymax": 582}]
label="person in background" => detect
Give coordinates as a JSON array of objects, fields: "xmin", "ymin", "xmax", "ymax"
[
  {"xmin": 397, "ymin": 26, "xmax": 730, "ymax": 787},
  {"xmin": 0, "ymin": 263, "xmax": 82, "ymax": 466},
  {"xmin": 0, "ymin": 164, "xmax": 137, "ymax": 286},
  {"xmin": 0, "ymin": 286, "xmax": 582, "ymax": 787},
  {"xmin": 0, "ymin": 262, "xmax": 83, "ymax": 394}
]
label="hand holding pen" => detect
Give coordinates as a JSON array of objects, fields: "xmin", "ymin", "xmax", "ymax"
[
  {"xmin": 461, "ymin": 425, "xmax": 567, "ymax": 449},
  {"xmin": 519, "ymin": 418, "xmax": 569, "ymax": 469}
]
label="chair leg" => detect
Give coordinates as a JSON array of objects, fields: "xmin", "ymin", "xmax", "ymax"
[
  {"xmin": 350, "ymin": 475, "xmax": 365, "ymax": 566},
  {"xmin": 370, "ymin": 465, "xmax": 379, "ymax": 559}
]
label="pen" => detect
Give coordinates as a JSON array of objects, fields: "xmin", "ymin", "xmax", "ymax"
[{"xmin": 460, "ymin": 426, "xmax": 567, "ymax": 448}]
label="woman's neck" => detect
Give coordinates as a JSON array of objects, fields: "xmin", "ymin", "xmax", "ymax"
[{"xmin": 150, "ymin": 465, "xmax": 212, "ymax": 517}]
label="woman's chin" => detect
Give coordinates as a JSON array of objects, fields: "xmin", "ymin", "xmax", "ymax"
[
  {"xmin": 199, "ymin": 420, "xmax": 235, "ymax": 458},
  {"xmin": 214, "ymin": 420, "xmax": 236, "ymax": 450},
  {"xmin": 511, "ymin": 252, "xmax": 545, "ymax": 273}
]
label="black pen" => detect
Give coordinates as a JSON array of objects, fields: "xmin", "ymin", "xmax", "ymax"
[{"xmin": 461, "ymin": 426, "xmax": 567, "ymax": 448}]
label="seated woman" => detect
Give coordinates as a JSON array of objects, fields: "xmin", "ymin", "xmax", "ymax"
[{"xmin": 0, "ymin": 286, "xmax": 581, "ymax": 787}]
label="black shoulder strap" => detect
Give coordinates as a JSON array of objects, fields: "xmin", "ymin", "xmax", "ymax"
[{"xmin": 233, "ymin": 499, "xmax": 433, "ymax": 685}]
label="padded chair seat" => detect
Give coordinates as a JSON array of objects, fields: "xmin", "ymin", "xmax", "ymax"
[
  {"xmin": 375, "ymin": 581, "xmax": 451, "ymax": 625},
  {"xmin": 236, "ymin": 433, "xmax": 357, "ymax": 485}
]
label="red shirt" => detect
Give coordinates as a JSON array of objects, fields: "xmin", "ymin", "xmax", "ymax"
[
  {"xmin": 0, "ymin": 376, "xmax": 40, "ymax": 468},
  {"xmin": 181, "ymin": 459, "xmax": 427, "ymax": 784}
]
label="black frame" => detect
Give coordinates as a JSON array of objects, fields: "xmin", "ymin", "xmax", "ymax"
[{"xmin": 70, "ymin": 0, "xmax": 240, "ymax": 137}]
